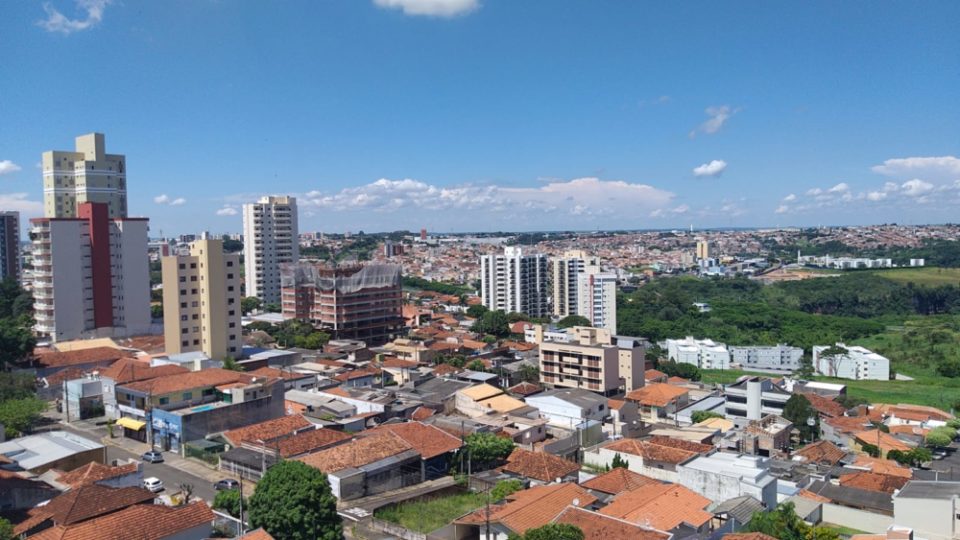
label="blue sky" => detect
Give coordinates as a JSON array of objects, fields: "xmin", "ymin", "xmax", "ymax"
[{"xmin": 1, "ymin": 0, "xmax": 958, "ymax": 235}]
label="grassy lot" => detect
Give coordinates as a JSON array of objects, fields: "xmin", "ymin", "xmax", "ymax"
[
  {"xmin": 374, "ymin": 491, "xmax": 486, "ymax": 533},
  {"xmin": 870, "ymin": 267, "xmax": 960, "ymax": 286},
  {"xmin": 820, "ymin": 523, "xmax": 868, "ymax": 537}
]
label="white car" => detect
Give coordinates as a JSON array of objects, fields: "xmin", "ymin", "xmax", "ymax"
[{"xmin": 142, "ymin": 477, "xmax": 164, "ymax": 493}]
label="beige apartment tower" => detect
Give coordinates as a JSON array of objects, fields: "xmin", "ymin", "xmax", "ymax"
[
  {"xmin": 536, "ymin": 326, "xmax": 645, "ymax": 396},
  {"xmin": 696, "ymin": 239, "xmax": 711, "ymax": 260},
  {"xmin": 551, "ymin": 250, "xmax": 601, "ymax": 318},
  {"xmin": 42, "ymin": 133, "xmax": 127, "ymax": 219},
  {"xmin": 243, "ymin": 196, "xmax": 299, "ymax": 304},
  {"xmin": 162, "ymin": 238, "xmax": 242, "ymax": 359}
]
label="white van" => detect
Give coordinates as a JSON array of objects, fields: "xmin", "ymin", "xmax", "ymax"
[{"xmin": 142, "ymin": 477, "xmax": 164, "ymax": 493}]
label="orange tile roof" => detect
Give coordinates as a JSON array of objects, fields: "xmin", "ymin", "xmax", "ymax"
[
  {"xmin": 599, "ymin": 483, "xmax": 712, "ymax": 531},
  {"xmin": 98, "ymin": 358, "xmax": 189, "ymax": 384},
  {"xmin": 797, "ymin": 489, "xmax": 831, "ymax": 503},
  {"xmin": 432, "ymin": 363, "xmax": 462, "ymax": 376},
  {"xmin": 794, "ymin": 440, "xmax": 847, "ymax": 465},
  {"xmin": 332, "ymin": 367, "xmax": 380, "ymax": 382},
  {"xmin": 223, "ymin": 415, "xmax": 314, "ymax": 446},
  {"xmin": 508, "ymin": 382, "xmax": 542, "ymax": 396},
  {"xmin": 723, "ymin": 534, "xmax": 779, "ymax": 540},
  {"xmin": 839, "ymin": 472, "xmax": 909, "ymax": 494},
  {"xmin": 249, "ymin": 367, "xmax": 312, "ymax": 380},
  {"xmin": 644, "ymin": 369, "xmax": 667, "ymax": 381},
  {"xmin": 35, "ymin": 347, "xmax": 132, "ymax": 369},
  {"xmin": 625, "ymin": 383, "xmax": 688, "ymax": 407},
  {"xmin": 28, "ymin": 501, "xmax": 214, "ymax": 540},
  {"xmin": 608, "ymin": 399, "xmax": 626, "ymax": 411},
  {"xmin": 456, "ymin": 483, "xmax": 597, "ymax": 535},
  {"xmin": 366, "ymin": 421, "xmax": 462, "ymax": 459},
  {"xmin": 580, "ymin": 468, "xmax": 660, "ymax": 495},
  {"xmin": 54, "ymin": 462, "xmax": 140, "ymax": 489},
  {"xmin": 854, "ymin": 429, "xmax": 913, "ymax": 453},
  {"xmin": 239, "ymin": 529, "xmax": 276, "ymax": 540},
  {"xmin": 604, "ymin": 437, "xmax": 711, "ymax": 465},
  {"xmin": 502, "ymin": 448, "xmax": 580, "ymax": 483},
  {"xmin": 410, "ymin": 406, "xmax": 435, "ymax": 421},
  {"xmin": 15, "ymin": 485, "xmax": 156, "ymax": 535},
  {"xmin": 121, "ymin": 368, "xmax": 256, "ymax": 395},
  {"xmin": 667, "ymin": 376, "xmax": 690, "ymax": 385},
  {"xmin": 275, "ymin": 428, "xmax": 352, "ymax": 458},
  {"xmin": 297, "ymin": 431, "xmax": 413, "ymax": 472},
  {"xmin": 852, "ymin": 456, "xmax": 913, "ymax": 478},
  {"xmin": 381, "ymin": 357, "xmax": 419, "ymax": 369},
  {"xmin": 554, "ymin": 506, "xmax": 670, "ymax": 540},
  {"xmin": 823, "ymin": 415, "xmax": 872, "ymax": 435},
  {"xmin": 803, "ymin": 393, "xmax": 847, "ymax": 418}
]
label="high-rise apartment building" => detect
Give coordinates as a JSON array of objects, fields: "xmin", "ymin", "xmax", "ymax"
[
  {"xmin": 535, "ymin": 326, "xmax": 645, "ymax": 395},
  {"xmin": 696, "ymin": 239, "xmax": 711, "ymax": 260},
  {"xmin": 551, "ymin": 250, "xmax": 600, "ymax": 318},
  {"xmin": 0, "ymin": 212, "xmax": 20, "ymax": 282},
  {"xmin": 161, "ymin": 237, "xmax": 242, "ymax": 359},
  {"xmin": 42, "ymin": 133, "xmax": 127, "ymax": 219},
  {"xmin": 281, "ymin": 262, "xmax": 402, "ymax": 344},
  {"xmin": 32, "ymin": 134, "xmax": 150, "ymax": 342},
  {"xmin": 480, "ymin": 247, "xmax": 550, "ymax": 317},
  {"xmin": 242, "ymin": 196, "xmax": 299, "ymax": 304},
  {"xmin": 576, "ymin": 270, "xmax": 618, "ymax": 333}
]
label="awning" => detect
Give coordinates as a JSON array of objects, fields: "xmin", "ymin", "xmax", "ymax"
[{"xmin": 116, "ymin": 417, "xmax": 146, "ymax": 431}]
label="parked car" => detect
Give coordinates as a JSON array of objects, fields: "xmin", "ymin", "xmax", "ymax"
[
  {"xmin": 142, "ymin": 477, "xmax": 164, "ymax": 492},
  {"xmin": 142, "ymin": 450, "xmax": 164, "ymax": 463},
  {"xmin": 214, "ymin": 479, "xmax": 240, "ymax": 491}
]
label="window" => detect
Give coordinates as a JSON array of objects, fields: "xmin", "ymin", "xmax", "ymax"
[
  {"xmin": 227, "ymin": 273, "xmax": 234, "ymax": 279},
  {"xmin": 229, "ymin": 322, "xmax": 235, "ymax": 328},
  {"xmin": 159, "ymin": 397, "xmax": 169, "ymax": 405},
  {"xmin": 181, "ymin": 340, "xmax": 188, "ymax": 347},
  {"xmin": 228, "ymin": 310, "xmax": 235, "ymax": 316},
  {"xmin": 190, "ymin": 276, "xmax": 197, "ymax": 282},
  {"xmin": 190, "ymin": 263, "xmax": 197, "ymax": 269},
  {"xmin": 191, "ymin": 301, "xmax": 198, "ymax": 307},
  {"xmin": 181, "ymin": 327, "xmax": 188, "ymax": 334},
  {"xmin": 182, "ymin": 392, "xmax": 193, "ymax": 400},
  {"xmin": 178, "ymin": 263, "xmax": 185, "ymax": 270},
  {"xmin": 180, "ymin": 289, "xmax": 186, "ymax": 296},
  {"xmin": 179, "ymin": 276, "xmax": 186, "ymax": 283},
  {"xmin": 227, "ymin": 261, "xmax": 234, "ymax": 267},
  {"xmin": 180, "ymin": 302, "xmax": 187, "ymax": 308},
  {"xmin": 180, "ymin": 315, "xmax": 187, "ymax": 321},
  {"xmin": 193, "ymin": 339, "xmax": 199, "ymax": 345},
  {"xmin": 191, "ymin": 289, "xmax": 198, "ymax": 294}
]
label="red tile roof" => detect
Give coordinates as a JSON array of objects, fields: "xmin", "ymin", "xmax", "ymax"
[
  {"xmin": 54, "ymin": 462, "xmax": 140, "ymax": 489},
  {"xmin": 432, "ymin": 363, "xmax": 462, "ymax": 376},
  {"xmin": 34, "ymin": 347, "xmax": 132, "ymax": 369},
  {"xmin": 508, "ymin": 382, "xmax": 542, "ymax": 396},
  {"xmin": 365, "ymin": 421, "xmax": 462, "ymax": 459},
  {"xmin": 502, "ymin": 448, "xmax": 579, "ymax": 483},
  {"xmin": 297, "ymin": 431, "xmax": 413, "ymax": 472},
  {"xmin": 99, "ymin": 358, "xmax": 188, "ymax": 384},
  {"xmin": 554, "ymin": 506, "xmax": 670, "ymax": 540},
  {"xmin": 14, "ymin": 485, "xmax": 156, "ymax": 535},
  {"xmin": 332, "ymin": 367, "xmax": 380, "ymax": 382},
  {"xmin": 223, "ymin": 415, "xmax": 314, "ymax": 446},
  {"xmin": 275, "ymin": 428, "xmax": 352, "ymax": 458},
  {"xmin": 803, "ymin": 393, "xmax": 847, "ymax": 418},
  {"xmin": 625, "ymin": 383, "xmax": 688, "ymax": 407},
  {"xmin": 239, "ymin": 529, "xmax": 276, "ymax": 540},
  {"xmin": 28, "ymin": 501, "xmax": 214, "ymax": 540},
  {"xmin": 839, "ymin": 472, "xmax": 909, "ymax": 494},
  {"xmin": 381, "ymin": 357, "xmax": 419, "ymax": 369},
  {"xmin": 249, "ymin": 366, "xmax": 313, "ymax": 380},
  {"xmin": 410, "ymin": 406, "xmax": 435, "ymax": 421},
  {"xmin": 793, "ymin": 440, "xmax": 847, "ymax": 465},
  {"xmin": 456, "ymin": 483, "xmax": 597, "ymax": 535},
  {"xmin": 604, "ymin": 437, "xmax": 711, "ymax": 465},
  {"xmin": 121, "ymin": 368, "xmax": 258, "ymax": 396},
  {"xmin": 851, "ymin": 456, "xmax": 912, "ymax": 478},
  {"xmin": 580, "ymin": 468, "xmax": 660, "ymax": 495},
  {"xmin": 599, "ymin": 483, "xmax": 712, "ymax": 531}
]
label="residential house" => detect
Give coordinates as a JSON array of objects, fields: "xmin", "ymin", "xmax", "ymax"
[
  {"xmin": 455, "ymin": 383, "xmax": 527, "ymax": 418},
  {"xmin": 248, "ymin": 366, "xmax": 318, "ymax": 391},
  {"xmin": 454, "ymin": 483, "xmax": 597, "ymax": 539},
  {"xmin": 677, "ymin": 453, "xmax": 779, "ymax": 510},
  {"xmin": 44, "ymin": 459, "xmax": 142, "ymax": 490},
  {"xmin": 853, "ymin": 429, "xmax": 914, "ymax": 458},
  {"xmin": 599, "ymin": 482, "xmax": 714, "ymax": 535},
  {"xmin": 501, "ymin": 448, "xmax": 579, "ymax": 485},
  {"xmin": 363, "ymin": 421, "xmax": 462, "ymax": 480},
  {"xmin": 580, "ymin": 467, "xmax": 661, "ymax": 501},
  {"xmin": 12, "ymin": 484, "xmax": 156, "ymax": 537},
  {"xmin": 220, "ymin": 423, "xmax": 351, "ymax": 480},
  {"xmin": 892, "ymin": 481, "xmax": 960, "ymax": 540},
  {"xmin": 725, "ymin": 415, "xmax": 793, "ymax": 457},
  {"xmin": 586, "ymin": 436, "xmax": 712, "ymax": 482},
  {"xmin": 97, "ymin": 358, "xmax": 189, "ymax": 420},
  {"xmin": 0, "ymin": 470, "xmax": 59, "ymax": 510},
  {"xmin": 839, "ymin": 471, "xmax": 909, "ymax": 494},
  {"xmin": 0, "ymin": 431, "xmax": 105, "ymax": 474},
  {"xmin": 525, "ymin": 388, "xmax": 609, "ymax": 430},
  {"xmin": 379, "ymin": 357, "xmax": 420, "ymax": 385},
  {"xmin": 625, "ymin": 383, "xmax": 690, "ymax": 423},
  {"xmin": 793, "ymin": 440, "xmax": 848, "ymax": 467},
  {"xmin": 552, "ymin": 506, "xmax": 671, "ymax": 540}
]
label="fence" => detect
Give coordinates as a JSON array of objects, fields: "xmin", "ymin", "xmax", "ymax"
[{"xmin": 367, "ymin": 517, "xmax": 427, "ymax": 540}]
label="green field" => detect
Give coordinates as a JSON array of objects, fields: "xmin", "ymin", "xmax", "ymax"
[
  {"xmin": 374, "ymin": 491, "xmax": 485, "ymax": 533},
  {"xmin": 870, "ymin": 267, "xmax": 960, "ymax": 286}
]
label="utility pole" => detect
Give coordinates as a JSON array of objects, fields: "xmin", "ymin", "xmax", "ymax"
[{"xmin": 238, "ymin": 475, "xmax": 245, "ymax": 536}]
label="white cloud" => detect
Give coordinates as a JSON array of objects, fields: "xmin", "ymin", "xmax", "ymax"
[
  {"xmin": 775, "ymin": 205, "xmax": 789, "ymax": 214},
  {"xmin": 901, "ymin": 178, "xmax": 934, "ymax": 197},
  {"xmin": 689, "ymin": 105, "xmax": 738, "ymax": 138},
  {"xmin": 373, "ymin": 0, "xmax": 478, "ymax": 17},
  {"xmin": 827, "ymin": 182, "xmax": 849, "ymax": 193},
  {"xmin": 692, "ymin": 159, "xmax": 727, "ymax": 178},
  {"xmin": 300, "ymin": 177, "xmax": 675, "ymax": 219},
  {"xmin": 0, "ymin": 193, "xmax": 43, "ymax": 215},
  {"xmin": 783, "ymin": 194, "xmax": 796, "ymax": 202},
  {"xmin": 0, "ymin": 160, "xmax": 22, "ymax": 176},
  {"xmin": 154, "ymin": 194, "xmax": 187, "ymax": 206},
  {"xmin": 216, "ymin": 206, "xmax": 238, "ymax": 216},
  {"xmin": 866, "ymin": 191, "xmax": 887, "ymax": 202},
  {"xmin": 39, "ymin": 0, "xmax": 111, "ymax": 34},
  {"xmin": 671, "ymin": 204, "xmax": 690, "ymax": 214},
  {"xmin": 806, "ymin": 188, "xmax": 822, "ymax": 196},
  {"xmin": 871, "ymin": 156, "xmax": 960, "ymax": 178}
]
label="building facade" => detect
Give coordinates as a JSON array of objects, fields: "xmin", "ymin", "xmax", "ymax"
[
  {"xmin": 729, "ymin": 344, "xmax": 803, "ymax": 371},
  {"xmin": 665, "ymin": 336, "xmax": 731, "ymax": 369},
  {"xmin": 538, "ymin": 326, "xmax": 645, "ymax": 396},
  {"xmin": 0, "ymin": 211, "xmax": 20, "ymax": 282},
  {"xmin": 281, "ymin": 262, "xmax": 403, "ymax": 344},
  {"xmin": 161, "ymin": 237, "xmax": 242, "ymax": 359},
  {"xmin": 576, "ymin": 270, "xmax": 618, "ymax": 333},
  {"xmin": 42, "ymin": 133, "xmax": 127, "ymax": 219},
  {"xmin": 551, "ymin": 250, "xmax": 600, "ymax": 318},
  {"xmin": 813, "ymin": 343, "xmax": 890, "ymax": 381},
  {"xmin": 480, "ymin": 247, "xmax": 550, "ymax": 317},
  {"xmin": 242, "ymin": 196, "xmax": 299, "ymax": 304},
  {"xmin": 723, "ymin": 377, "xmax": 791, "ymax": 422}
]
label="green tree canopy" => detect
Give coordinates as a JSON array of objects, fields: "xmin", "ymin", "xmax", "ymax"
[
  {"xmin": 248, "ymin": 461, "xmax": 342, "ymax": 540},
  {"xmin": 474, "ymin": 310, "xmax": 510, "ymax": 338},
  {"xmin": 0, "ymin": 397, "xmax": 47, "ymax": 439},
  {"xmin": 466, "ymin": 304, "xmax": 489, "ymax": 319},
  {"xmin": 466, "ymin": 359, "xmax": 486, "ymax": 372},
  {"xmin": 611, "ymin": 453, "xmax": 628, "ymax": 469},
  {"xmin": 926, "ymin": 426, "xmax": 956, "ymax": 448},
  {"xmin": 556, "ymin": 315, "xmax": 591, "ymax": 329},
  {"xmin": 521, "ymin": 523, "xmax": 584, "ymax": 540},
  {"xmin": 0, "ymin": 516, "xmax": 13, "ymax": 540},
  {"xmin": 746, "ymin": 502, "xmax": 839, "ymax": 540},
  {"xmin": 241, "ymin": 297, "xmax": 262, "ymax": 315},
  {"xmin": 465, "ymin": 432, "xmax": 515, "ymax": 469},
  {"xmin": 490, "ymin": 479, "xmax": 523, "ymax": 502},
  {"xmin": 783, "ymin": 394, "xmax": 819, "ymax": 442},
  {"xmin": 691, "ymin": 410, "xmax": 724, "ymax": 424},
  {"xmin": 212, "ymin": 489, "xmax": 245, "ymax": 518}
]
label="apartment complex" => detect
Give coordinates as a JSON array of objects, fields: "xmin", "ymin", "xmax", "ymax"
[
  {"xmin": 281, "ymin": 262, "xmax": 403, "ymax": 344},
  {"xmin": 813, "ymin": 343, "xmax": 890, "ymax": 381},
  {"xmin": 480, "ymin": 247, "xmax": 550, "ymax": 317},
  {"xmin": 31, "ymin": 134, "xmax": 150, "ymax": 342},
  {"xmin": 576, "ymin": 270, "xmax": 617, "ymax": 333},
  {"xmin": 42, "ymin": 133, "xmax": 127, "ymax": 219},
  {"xmin": 695, "ymin": 239, "xmax": 711, "ymax": 260},
  {"xmin": 161, "ymin": 237, "xmax": 242, "ymax": 359},
  {"xmin": 0, "ymin": 211, "xmax": 20, "ymax": 281},
  {"xmin": 729, "ymin": 344, "xmax": 803, "ymax": 371},
  {"xmin": 665, "ymin": 336, "xmax": 731, "ymax": 369},
  {"xmin": 536, "ymin": 325, "xmax": 645, "ymax": 396},
  {"xmin": 551, "ymin": 250, "xmax": 600, "ymax": 318},
  {"xmin": 242, "ymin": 196, "xmax": 299, "ymax": 304},
  {"xmin": 723, "ymin": 377, "xmax": 791, "ymax": 421}
]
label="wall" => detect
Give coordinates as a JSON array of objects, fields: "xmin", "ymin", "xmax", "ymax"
[
  {"xmin": 820, "ymin": 503, "xmax": 893, "ymax": 534},
  {"xmin": 894, "ymin": 497, "xmax": 957, "ymax": 540},
  {"xmin": 587, "ymin": 446, "xmax": 679, "ymax": 482}
]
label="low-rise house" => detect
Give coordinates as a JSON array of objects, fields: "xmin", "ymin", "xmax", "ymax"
[
  {"xmin": 806, "ymin": 479, "xmax": 894, "ymax": 516},
  {"xmin": 723, "ymin": 377, "xmax": 791, "ymax": 422},
  {"xmin": 43, "ymin": 459, "xmax": 142, "ymax": 490},
  {"xmin": 222, "ymin": 414, "xmax": 315, "ymax": 449},
  {"xmin": 0, "ymin": 470, "xmax": 59, "ymax": 510},
  {"xmin": 26, "ymin": 499, "xmax": 214, "ymax": 540},
  {"xmin": 363, "ymin": 421, "xmax": 462, "ymax": 480},
  {"xmin": 709, "ymin": 495, "xmax": 764, "ymax": 533},
  {"xmin": 379, "ymin": 357, "xmax": 420, "ymax": 385},
  {"xmin": 580, "ymin": 467, "xmax": 661, "ymax": 501},
  {"xmin": 821, "ymin": 415, "xmax": 872, "ymax": 448},
  {"xmin": 248, "ymin": 366, "xmax": 318, "ymax": 391},
  {"xmin": 677, "ymin": 453, "xmax": 779, "ymax": 510},
  {"xmin": 892, "ymin": 481, "xmax": 960, "ymax": 540},
  {"xmin": 802, "ymin": 392, "xmax": 847, "ymax": 419},
  {"xmin": 220, "ymin": 426, "xmax": 351, "ymax": 479},
  {"xmin": 454, "ymin": 483, "xmax": 597, "ymax": 539},
  {"xmin": 839, "ymin": 471, "xmax": 909, "ymax": 494},
  {"xmin": 725, "ymin": 415, "xmax": 792, "ymax": 457},
  {"xmin": 793, "ymin": 440, "xmax": 847, "ymax": 467},
  {"xmin": 870, "ymin": 403, "xmax": 953, "ymax": 428},
  {"xmin": 553, "ymin": 506, "xmax": 671, "ymax": 540},
  {"xmin": 455, "ymin": 383, "xmax": 527, "ymax": 418},
  {"xmin": 850, "ymin": 455, "xmax": 912, "ymax": 478},
  {"xmin": 625, "ymin": 383, "xmax": 690, "ymax": 423},
  {"xmin": 97, "ymin": 359, "xmax": 189, "ymax": 420},
  {"xmin": 396, "ymin": 376, "xmax": 474, "ymax": 413},
  {"xmin": 12, "ymin": 484, "xmax": 157, "ymax": 538},
  {"xmin": 501, "ymin": 447, "xmax": 579, "ymax": 485},
  {"xmin": 332, "ymin": 366, "xmax": 381, "ymax": 387},
  {"xmin": 525, "ymin": 388, "xmax": 609, "ymax": 429},
  {"xmin": 586, "ymin": 436, "xmax": 712, "ymax": 482},
  {"xmin": 853, "ymin": 429, "xmax": 914, "ymax": 458},
  {"xmin": 599, "ymin": 482, "xmax": 714, "ymax": 535},
  {"xmin": 0, "ymin": 431, "xmax": 105, "ymax": 474},
  {"xmin": 32, "ymin": 346, "xmax": 132, "ymax": 379}
]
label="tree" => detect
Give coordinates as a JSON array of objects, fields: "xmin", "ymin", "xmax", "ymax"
[
  {"xmin": 0, "ymin": 373, "xmax": 36, "ymax": 402},
  {"xmin": 0, "ymin": 517, "xmax": 13, "ymax": 540},
  {"xmin": 222, "ymin": 356, "xmax": 244, "ymax": 372},
  {"xmin": 926, "ymin": 426, "xmax": 955, "ymax": 448},
  {"xmin": 466, "ymin": 304, "xmax": 489, "ymax": 319},
  {"xmin": 213, "ymin": 489, "xmax": 245, "ymax": 518},
  {"xmin": 861, "ymin": 443, "xmax": 880, "ymax": 458},
  {"xmin": 241, "ymin": 297, "xmax": 262, "ymax": 315},
  {"xmin": 263, "ymin": 303, "xmax": 281, "ymax": 313},
  {"xmin": 658, "ymin": 360, "xmax": 701, "ymax": 381},
  {"xmin": 521, "ymin": 524, "xmax": 584, "ymax": 540},
  {"xmin": 909, "ymin": 447, "xmax": 932, "ymax": 465},
  {"xmin": 178, "ymin": 483, "xmax": 194, "ymax": 505},
  {"xmin": 611, "ymin": 453, "xmax": 628, "ymax": 469},
  {"xmin": 517, "ymin": 363, "xmax": 540, "ymax": 383},
  {"xmin": 150, "ymin": 304, "xmax": 163, "ymax": 319},
  {"xmin": 248, "ymin": 461, "xmax": 342, "ymax": 540},
  {"xmin": 474, "ymin": 310, "xmax": 510, "ymax": 338},
  {"xmin": 746, "ymin": 502, "xmax": 837, "ymax": 540},
  {"xmin": 490, "ymin": 479, "xmax": 523, "ymax": 502},
  {"xmin": 691, "ymin": 410, "xmax": 724, "ymax": 424},
  {"xmin": 464, "ymin": 432, "xmax": 515, "ymax": 469},
  {"xmin": 795, "ymin": 354, "xmax": 816, "ymax": 380},
  {"xmin": 556, "ymin": 315, "xmax": 591, "ymax": 329},
  {"xmin": 783, "ymin": 394, "xmax": 819, "ymax": 442},
  {"xmin": 0, "ymin": 397, "xmax": 47, "ymax": 439},
  {"xmin": 0, "ymin": 317, "xmax": 36, "ymax": 370},
  {"xmin": 506, "ymin": 312, "xmax": 529, "ymax": 323},
  {"xmin": 466, "ymin": 359, "xmax": 486, "ymax": 372}
]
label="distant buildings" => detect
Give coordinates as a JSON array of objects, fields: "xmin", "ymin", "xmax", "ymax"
[
  {"xmin": 243, "ymin": 195, "xmax": 299, "ymax": 304},
  {"xmin": 0, "ymin": 211, "xmax": 20, "ymax": 282},
  {"xmin": 536, "ymin": 326, "xmax": 645, "ymax": 395},
  {"xmin": 162, "ymin": 237, "xmax": 242, "ymax": 359},
  {"xmin": 729, "ymin": 344, "xmax": 803, "ymax": 371},
  {"xmin": 665, "ymin": 337, "xmax": 731, "ymax": 369},
  {"xmin": 480, "ymin": 247, "xmax": 550, "ymax": 317},
  {"xmin": 798, "ymin": 254, "xmax": 908, "ymax": 269},
  {"xmin": 281, "ymin": 262, "xmax": 403, "ymax": 344},
  {"xmin": 31, "ymin": 133, "xmax": 150, "ymax": 342},
  {"xmin": 814, "ymin": 343, "xmax": 890, "ymax": 381},
  {"xmin": 696, "ymin": 239, "xmax": 712, "ymax": 260}
]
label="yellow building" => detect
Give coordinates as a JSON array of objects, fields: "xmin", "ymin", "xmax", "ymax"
[
  {"xmin": 42, "ymin": 133, "xmax": 127, "ymax": 219},
  {"xmin": 537, "ymin": 326, "xmax": 645, "ymax": 396},
  {"xmin": 162, "ymin": 238, "xmax": 242, "ymax": 359},
  {"xmin": 696, "ymin": 239, "xmax": 711, "ymax": 260}
]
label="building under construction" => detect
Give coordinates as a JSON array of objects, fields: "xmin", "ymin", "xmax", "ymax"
[{"xmin": 280, "ymin": 262, "xmax": 403, "ymax": 345}]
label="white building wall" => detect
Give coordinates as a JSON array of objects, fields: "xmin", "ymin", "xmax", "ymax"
[
  {"xmin": 45, "ymin": 221, "xmax": 88, "ymax": 341},
  {"xmin": 243, "ymin": 196, "xmax": 299, "ymax": 304},
  {"xmin": 893, "ymin": 497, "xmax": 959, "ymax": 540},
  {"xmin": 113, "ymin": 219, "xmax": 151, "ymax": 335},
  {"xmin": 576, "ymin": 270, "xmax": 617, "ymax": 333},
  {"xmin": 813, "ymin": 344, "xmax": 890, "ymax": 381}
]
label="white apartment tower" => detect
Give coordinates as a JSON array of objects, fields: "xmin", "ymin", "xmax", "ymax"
[
  {"xmin": 551, "ymin": 250, "xmax": 601, "ymax": 318},
  {"xmin": 576, "ymin": 270, "xmax": 618, "ymax": 333},
  {"xmin": 480, "ymin": 247, "xmax": 550, "ymax": 317},
  {"xmin": 243, "ymin": 196, "xmax": 299, "ymax": 304},
  {"xmin": 31, "ymin": 133, "xmax": 150, "ymax": 342}
]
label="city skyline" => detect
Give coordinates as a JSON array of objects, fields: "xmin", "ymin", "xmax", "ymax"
[{"xmin": 2, "ymin": 1, "xmax": 959, "ymax": 235}]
